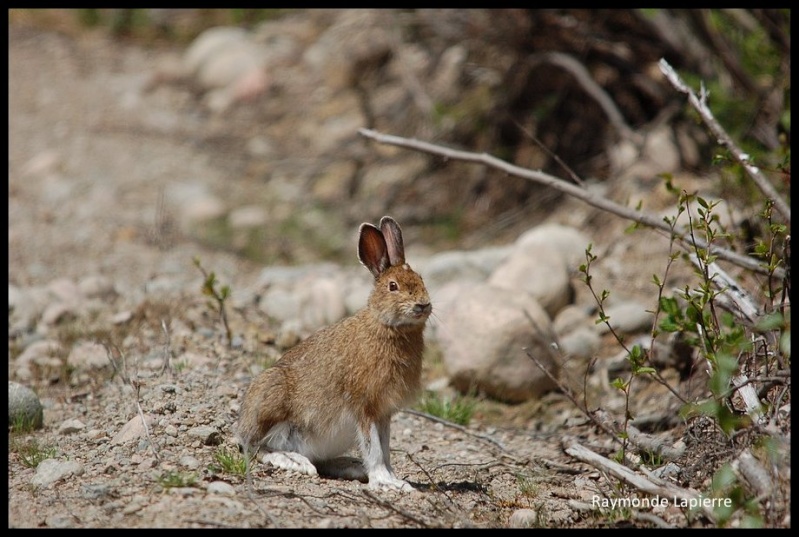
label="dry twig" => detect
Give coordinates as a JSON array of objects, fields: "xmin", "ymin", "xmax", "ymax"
[
  {"xmin": 401, "ymin": 408, "xmax": 517, "ymax": 459},
  {"xmin": 563, "ymin": 439, "xmax": 717, "ymax": 523},
  {"xmin": 361, "ymin": 489, "xmax": 430, "ymax": 527}
]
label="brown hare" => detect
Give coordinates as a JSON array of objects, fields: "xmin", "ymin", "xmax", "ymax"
[{"xmin": 236, "ymin": 216, "xmax": 431, "ymax": 491}]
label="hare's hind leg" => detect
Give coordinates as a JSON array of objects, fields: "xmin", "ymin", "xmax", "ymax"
[
  {"xmin": 260, "ymin": 422, "xmax": 319, "ymax": 475},
  {"xmin": 262, "ymin": 452, "xmax": 318, "ymax": 475}
]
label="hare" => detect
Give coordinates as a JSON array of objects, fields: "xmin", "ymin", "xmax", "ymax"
[{"xmin": 236, "ymin": 216, "xmax": 432, "ymax": 492}]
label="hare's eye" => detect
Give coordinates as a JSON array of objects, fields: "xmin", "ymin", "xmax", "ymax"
[{"xmin": 389, "ymin": 281, "xmax": 399, "ymax": 292}]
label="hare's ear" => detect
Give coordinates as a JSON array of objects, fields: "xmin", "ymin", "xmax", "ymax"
[
  {"xmin": 379, "ymin": 216, "xmax": 405, "ymax": 266},
  {"xmin": 358, "ymin": 223, "xmax": 390, "ymax": 278}
]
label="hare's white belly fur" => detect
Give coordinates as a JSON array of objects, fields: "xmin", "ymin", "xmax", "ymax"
[{"xmin": 264, "ymin": 411, "xmax": 358, "ymax": 463}]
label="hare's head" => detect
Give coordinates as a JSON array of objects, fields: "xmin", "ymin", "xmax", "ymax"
[{"xmin": 359, "ymin": 216, "xmax": 431, "ymax": 328}]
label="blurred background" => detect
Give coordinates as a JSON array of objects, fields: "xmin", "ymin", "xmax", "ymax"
[{"xmin": 8, "ymin": 9, "xmax": 791, "ymax": 277}]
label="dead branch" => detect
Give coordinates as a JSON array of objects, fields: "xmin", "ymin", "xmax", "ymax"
[
  {"xmin": 361, "ymin": 489, "xmax": 430, "ymax": 528},
  {"xmin": 563, "ymin": 438, "xmax": 717, "ymax": 523},
  {"xmin": 687, "ymin": 254, "xmax": 761, "ymax": 324},
  {"xmin": 731, "ymin": 373, "xmax": 765, "ymax": 423},
  {"xmin": 633, "ymin": 511, "xmax": 675, "ymax": 529},
  {"xmin": 523, "ymin": 343, "xmax": 621, "ymax": 445},
  {"xmin": 659, "ymin": 59, "xmax": 790, "ymax": 226},
  {"xmin": 594, "ymin": 409, "xmax": 685, "ymax": 462},
  {"xmin": 357, "ymin": 127, "xmax": 784, "ymax": 279},
  {"xmin": 403, "ymin": 451, "xmax": 477, "ymax": 528},
  {"xmin": 732, "ymin": 448, "xmax": 773, "ymax": 498},
  {"xmin": 401, "ymin": 408, "xmax": 518, "ymax": 461}
]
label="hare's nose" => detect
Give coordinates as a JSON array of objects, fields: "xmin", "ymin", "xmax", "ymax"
[{"xmin": 414, "ymin": 302, "xmax": 432, "ymax": 315}]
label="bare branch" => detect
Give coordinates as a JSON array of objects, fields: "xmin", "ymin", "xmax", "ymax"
[
  {"xmin": 358, "ymin": 127, "xmax": 784, "ymax": 279},
  {"xmin": 687, "ymin": 253, "xmax": 761, "ymax": 324},
  {"xmin": 563, "ymin": 438, "xmax": 717, "ymax": 523},
  {"xmin": 658, "ymin": 59, "xmax": 790, "ymax": 225},
  {"xmin": 401, "ymin": 408, "xmax": 516, "ymax": 459},
  {"xmin": 594, "ymin": 409, "xmax": 685, "ymax": 461},
  {"xmin": 362, "ymin": 489, "xmax": 430, "ymax": 527},
  {"xmin": 733, "ymin": 449, "xmax": 773, "ymax": 499}
]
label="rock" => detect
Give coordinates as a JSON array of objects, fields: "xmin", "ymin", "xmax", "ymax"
[
  {"xmin": 514, "ymin": 224, "xmax": 593, "ymax": 271},
  {"xmin": 8, "ymin": 381, "xmax": 44, "ymax": 430},
  {"xmin": 46, "ymin": 278, "xmax": 81, "ymax": 304},
  {"xmin": 183, "ymin": 27, "xmax": 250, "ymax": 77},
  {"xmin": 610, "ymin": 123, "xmax": 680, "ymax": 180},
  {"xmin": 207, "ymin": 481, "xmax": 236, "ymax": 496},
  {"xmin": 15, "ymin": 340, "xmax": 62, "ymax": 367},
  {"xmin": 57, "ymin": 419, "xmax": 86, "ymax": 435},
  {"xmin": 509, "ymin": 508, "xmax": 540, "ymax": 528},
  {"xmin": 596, "ymin": 300, "xmax": 654, "ymax": 335},
  {"xmin": 21, "ymin": 149, "xmax": 62, "ymax": 177},
  {"xmin": 183, "ymin": 26, "xmax": 272, "ymax": 111},
  {"xmin": 228, "ymin": 204, "xmax": 269, "ymax": 230},
  {"xmin": 109, "ymin": 311, "xmax": 132, "ymax": 327},
  {"xmin": 421, "ymin": 246, "xmax": 512, "ymax": 292},
  {"xmin": 8, "ymin": 284, "xmax": 50, "ymax": 334},
  {"xmin": 557, "ymin": 327, "xmax": 601, "ymax": 361},
  {"xmin": 437, "ymin": 282, "xmax": 560, "ymax": 403},
  {"xmin": 167, "ymin": 182, "xmax": 226, "ymax": 232},
  {"xmin": 78, "ymin": 275, "xmax": 117, "ymax": 300},
  {"xmin": 342, "ymin": 272, "xmax": 373, "ymax": 315},
  {"xmin": 187, "ymin": 426, "xmax": 222, "ymax": 446},
  {"xmin": 41, "ymin": 302, "xmax": 77, "ymax": 327},
  {"xmin": 111, "ymin": 415, "xmax": 156, "ymax": 445},
  {"xmin": 552, "ymin": 305, "xmax": 600, "ymax": 360},
  {"xmin": 31, "ymin": 459, "xmax": 85, "ymax": 489},
  {"xmin": 67, "ymin": 341, "xmax": 110, "ymax": 371},
  {"xmin": 179, "ymin": 455, "xmax": 201, "ymax": 470},
  {"xmin": 430, "ymin": 45, "xmax": 468, "ymax": 103},
  {"xmin": 552, "ymin": 304, "xmax": 593, "ymax": 337},
  {"xmin": 300, "ymin": 277, "xmax": 347, "ymax": 331},
  {"xmin": 259, "ymin": 268, "xmax": 349, "ymax": 333},
  {"xmin": 45, "ymin": 514, "xmax": 76, "ymax": 528},
  {"xmin": 488, "ymin": 225, "xmax": 592, "ymax": 319},
  {"xmin": 82, "ymin": 483, "xmax": 114, "ymax": 500},
  {"xmin": 488, "ymin": 242, "xmax": 572, "ymax": 317}
]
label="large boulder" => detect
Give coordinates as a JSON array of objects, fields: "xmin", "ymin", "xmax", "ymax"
[
  {"xmin": 436, "ymin": 282, "xmax": 560, "ymax": 403},
  {"xmin": 487, "ymin": 224, "xmax": 591, "ymax": 317}
]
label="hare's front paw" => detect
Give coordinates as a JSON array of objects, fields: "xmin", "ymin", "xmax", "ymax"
[
  {"xmin": 263, "ymin": 451, "xmax": 318, "ymax": 476},
  {"xmin": 368, "ymin": 468, "xmax": 415, "ymax": 492}
]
